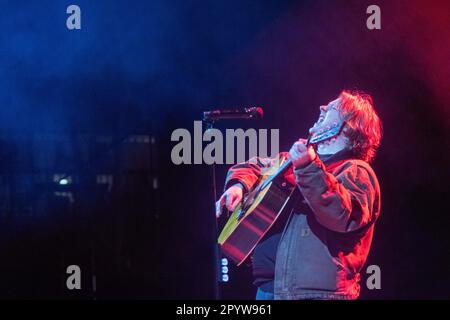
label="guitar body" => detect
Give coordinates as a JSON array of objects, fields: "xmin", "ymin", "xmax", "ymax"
[{"xmin": 218, "ymin": 173, "xmax": 296, "ymax": 265}]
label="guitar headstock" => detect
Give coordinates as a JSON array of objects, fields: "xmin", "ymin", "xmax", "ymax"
[{"xmin": 309, "ymin": 121, "xmax": 345, "ymax": 145}]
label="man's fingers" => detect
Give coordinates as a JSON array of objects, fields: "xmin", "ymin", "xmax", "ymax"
[
  {"xmin": 289, "ymin": 147, "xmax": 297, "ymax": 158},
  {"xmin": 230, "ymin": 196, "xmax": 241, "ymax": 211},
  {"xmin": 225, "ymin": 194, "xmax": 235, "ymax": 210},
  {"xmin": 295, "ymin": 141, "xmax": 307, "ymax": 153},
  {"xmin": 220, "ymin": 193, "xmax": 227, "ymax": 205},
  {"xmin": 291, "ymin": 142, "xmax": 305, "ymax": 154},
  {"xmin": 289, "ymin": 144, "xmax": 300, "ymax": 157},
  {"xmin": 215, "ymin": 200, "xmax": 222, "ymax": 218},
  {"xmin": 216, "ymin": 194, "xmax": 226, "ymax": 217}
]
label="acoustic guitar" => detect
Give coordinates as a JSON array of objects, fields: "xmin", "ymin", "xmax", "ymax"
[{"xmin": 218, "ymin": 121, "xmax": 345, "ymax": 265}]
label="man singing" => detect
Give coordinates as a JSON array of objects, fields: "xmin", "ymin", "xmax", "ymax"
[{"xmin": 216, "ymin": 90, "xmax": 382, "ymax": 300}]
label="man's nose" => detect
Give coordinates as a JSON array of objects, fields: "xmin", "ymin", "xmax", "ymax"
[{"xmin": 320, "ymin": 105, "xmax": 327, "ymax": 112}]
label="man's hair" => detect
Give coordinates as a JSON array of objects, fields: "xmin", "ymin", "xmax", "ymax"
[{"xmin": 338, "ymin": 90, "xmax": 383, "ymax": 163}]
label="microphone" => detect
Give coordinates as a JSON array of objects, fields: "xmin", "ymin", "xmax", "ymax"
[{"xmin": 203, "ymin": 107, "xmax": 264, "ymax": 122}]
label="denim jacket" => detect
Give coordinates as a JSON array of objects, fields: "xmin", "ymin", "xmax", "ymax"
[{"xmin": 224, "ymin": 149, "xmax": 381, "ymax": 300}]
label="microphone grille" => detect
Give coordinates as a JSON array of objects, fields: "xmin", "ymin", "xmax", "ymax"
[{"xmin": 248, "ymin": 106, "xmax": 264, "ymax": 119}]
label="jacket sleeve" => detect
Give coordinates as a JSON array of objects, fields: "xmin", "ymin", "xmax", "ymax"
[
  {"xmin": 224, "ymin": 152, "xmax": 289, "ymax": 193},
  {"xmin": 294, "ymin": 156, "xmax": 379, "ymax": 233}
]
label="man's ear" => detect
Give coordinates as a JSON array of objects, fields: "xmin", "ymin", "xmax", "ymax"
[
  {"xmin": 342, "ymin": 124, "xmax": 349, "ymax": 134},
  {"xmin": 341, "ymin": 125, "xmax": 352, "ymax": 147}
]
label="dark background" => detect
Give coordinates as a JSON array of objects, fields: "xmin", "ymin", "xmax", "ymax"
[{"xmin": 0, "ymin": 0, "xmax": 449, "ymax": 299}]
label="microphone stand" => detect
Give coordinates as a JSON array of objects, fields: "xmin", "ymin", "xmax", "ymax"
[
  {"xmin": 202, "ymin": 107, "xmax": 263, "ymax": 299},
  {"xmin": 203, "ymin": 118, "xmax": 221, "ymax": 300}
]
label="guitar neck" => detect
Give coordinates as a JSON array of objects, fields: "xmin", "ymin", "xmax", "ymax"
[{"xmin": 278, "ymin": 157, "xmax": 292, "ymax": 172}]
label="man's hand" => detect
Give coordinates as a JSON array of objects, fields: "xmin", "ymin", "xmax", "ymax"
[
  {"xmin": 289, "ymin": 138, "xmax": 317, "ymax": 169},
  {"xmin": 216, "ymin": 183, "xmax": 244, "ymax": 218}
]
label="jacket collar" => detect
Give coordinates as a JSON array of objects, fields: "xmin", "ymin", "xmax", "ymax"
[{"xmin": 319, "ymin": 148, "xmax": 356, "ymax": 167}]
